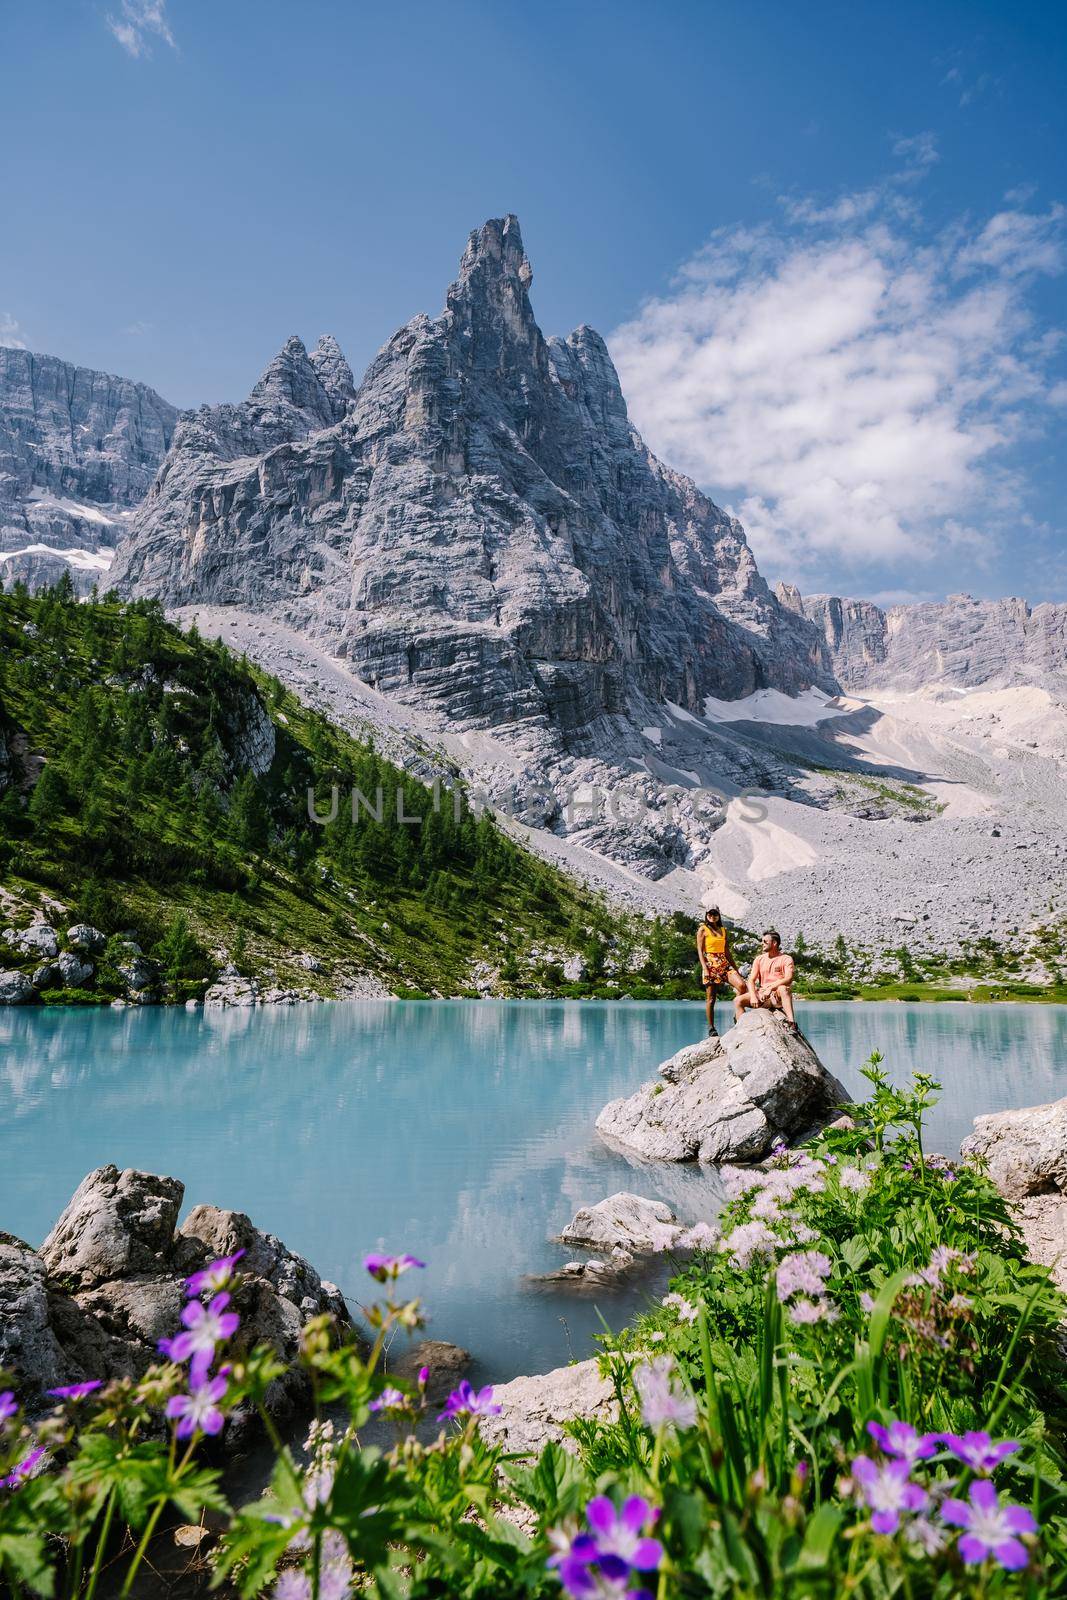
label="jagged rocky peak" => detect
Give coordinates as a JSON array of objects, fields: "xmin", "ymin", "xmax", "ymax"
[
  {"xmin": 247, "ymin": 334, "xmax": 345, "ymax": 432},
  {"xmin": 111, "ymin": 214, "xmax": 833, "ymax": 743},
  {"xmin": 309, "ymin": 334, "xmax": 356, "ymax": 408},
  {"xmin": 792, "ymin": 586, "xmax": 1067, "ymax": 692}
]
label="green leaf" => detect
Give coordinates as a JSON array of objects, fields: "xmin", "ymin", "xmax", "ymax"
[
  {"xmin": 0, "ymin": 1532, "xmax": 56, "ymax": 1597},
  {"xmin": 796, "ymin": 1504, "xmax": 844, "ymax": 1570}
]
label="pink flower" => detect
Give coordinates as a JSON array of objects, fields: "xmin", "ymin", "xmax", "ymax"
[
  {"xmin": 185, "ymin": 1250, "xmax": 245, "ymax": 1298},
  {"xmin": 0, "ymin": 1391, "xmax": 18, "ymax": 1428},
  {"xmin": 941, "ymin": 1480, "xmax": 1037, "ymax": 1570},
  {"xmin": 634, "ymin": 1357, "xmax": 697, "ymax": 1430},
  {"xmin": 165, "ymin": 1375, "xmax": 228, "ymax": 1439}
]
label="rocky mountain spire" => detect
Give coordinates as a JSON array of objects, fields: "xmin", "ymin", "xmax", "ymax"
[
  {"xmin": 247, "ymin": 334, "xmax": 339, "ymax": 432},
  {"xmin": 309, "ymin": 334, "xmax": 356, "ymax": 410},
  {"xmin": 111, "ymin": 215, "xmax": 833, "ymax": 732}
]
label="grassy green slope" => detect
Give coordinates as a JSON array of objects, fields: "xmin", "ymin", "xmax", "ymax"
[{"xmin": 0, "ymin": 582, "xmax": 719, "ymax": 1004}]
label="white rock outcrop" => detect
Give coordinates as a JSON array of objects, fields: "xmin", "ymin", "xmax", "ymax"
[
  {"xmin": 962, "ymin": 1097, "xmax": 1067, "ymax": 1291},
  {"xmin": 476, "ymin": 1358, "xmax": 619, "ymax": 1456},
  {"xmin": 596, "ymin": 1010, "xmax": 848, "ymax": 1164}
]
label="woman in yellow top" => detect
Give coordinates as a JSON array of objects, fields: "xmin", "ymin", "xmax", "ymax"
[{"xmin": 697, "ymin": 906, "xmax": 745, "ymax": 1038}]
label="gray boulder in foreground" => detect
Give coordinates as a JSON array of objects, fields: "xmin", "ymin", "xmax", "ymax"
[
  {"xmin": 596, "ymin": 1010, "xmax": 848, "ymax": 1164},
  {"xmin": 3, "ymin": 1165, "xmax": 351, "ymax": 1424},
  {"xmin": 962, "ymin": 1097, "xmax": 1067, "ymax": 1291}
]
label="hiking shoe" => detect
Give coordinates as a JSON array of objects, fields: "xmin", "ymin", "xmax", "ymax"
[{"xmin": 707, "ymin": 1025, "xmax": 719, "ymax": 1038}]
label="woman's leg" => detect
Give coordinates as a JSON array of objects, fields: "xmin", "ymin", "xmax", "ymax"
[{"xmin": 706, "ymin": 983, "xmax": 718, "ymax": 1034}]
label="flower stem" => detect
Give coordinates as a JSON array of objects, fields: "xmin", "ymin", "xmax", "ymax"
[{"xmin": 83, "ymin": 1487, "xmax": 117, "ymax": 1600}]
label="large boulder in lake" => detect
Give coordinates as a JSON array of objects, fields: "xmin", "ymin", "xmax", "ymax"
[
  {"xmin": 2, "ymin": 1165, "xmax": 352, "ymax": 1424},
  {"xmin": 596, "ymin": 1010, "xmax": 848, "ymax": 1164},
  {"xmin": 962, "ymin": 1097, "xmax": 1067, "ymax": 1292}
]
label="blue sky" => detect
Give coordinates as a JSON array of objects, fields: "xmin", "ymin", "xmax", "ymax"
[{"xmin": 1, "ymin": 0, "xmax": 1065, "ymax": 603}]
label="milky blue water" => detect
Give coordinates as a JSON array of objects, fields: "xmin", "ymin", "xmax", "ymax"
[{"xmin": 2, "ymin": 1000, "xmax": 1065, "ymax": 1381}]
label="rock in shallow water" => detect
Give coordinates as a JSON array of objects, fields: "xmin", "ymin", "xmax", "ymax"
[
  {"xmin": 557, "ymin": 1192, "xmax": 682, "ymax": 1252},
  {"xmin": 595, "ymin": 1010, "xmax": 848, "ymax": 1164}
]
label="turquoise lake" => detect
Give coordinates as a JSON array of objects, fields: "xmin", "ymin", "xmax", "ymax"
[{"xmin": 2, "ymin": 1000, "xmax": 1065, "ymax": 1382}]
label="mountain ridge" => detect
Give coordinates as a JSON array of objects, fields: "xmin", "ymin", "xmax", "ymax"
[
  {"xmin": 0, "ymin": 346, "xmax": 180, "ymax": 594},
  {"xmin": 777, "ymin": 584, "xmax": 1067, "ymax": 692}
]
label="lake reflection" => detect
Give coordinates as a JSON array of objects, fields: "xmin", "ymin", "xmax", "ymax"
[{"xmin": 2, "ymin": 1000, "xmax": 1064, "ymax": 1378}]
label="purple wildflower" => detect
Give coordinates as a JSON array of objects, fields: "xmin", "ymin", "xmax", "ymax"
[
  {"xmin": 2, "ymin": 1446, "xmax": 47, "ymax": 1489},
  {"xmin": 941, "ymin": 1430, "xmax": 1020, "ymax": 1474},
  {"xmin": 586, "ymin": 1496, "xmax": 663, "ymax": 1571},
  {"xmin": 369, "ymin": 1386, "xmax": 406, "ymax": 1413},
  {"xmin": 0, "ymin": 1391, "xmax": 18, "ymax": 1427},
  {"xmin": 438, "ymin": 1380, "xmax": 502, "ymax": 1422},
  {"xmin": 851, "ymin": 1456, "xmax": 928, "ymax": 1534},
  {"xmin": 867, "ymin": 1420, "xmax": 939, "ymax": 1464},
  {"xmin": 159, "ymin": 1292, "xmax": 240, "ymax": 1366},
  {"xmin": 363, "ymin": 1252, "xmax": 425, "ymax": 1283},
  {"xmin": 273, "ymin": 1574, "xmax": 311, "ymax": 1600},
  {"xmin": 942, "ymin": 1480, "xmax": 1037, "ymax": 1570},
  {"xmin": 185, "ymin": 1250, "xmax": 245, "ymax": 1298},
  {"xmin": 417, "ymin": 1365, "xmax": 429, "ymax": 1386},
  {"xmin": 634, "ymin": 1356, "xmax": 697, "ymax": 1430},
  {"xmin": 46, "ymin": 1380, "xmax": 103, "ymax": 1402},
  {"xmin": 165, "ymin": 1374, "xmax": 228, "ymax": 1439},
  {"xmin": 546, "ymin": 1528, "xmax": 601, "ymax": 1596}
]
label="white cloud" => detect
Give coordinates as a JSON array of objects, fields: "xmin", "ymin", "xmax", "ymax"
[
  {"xmin": 0, "ymin": 313, "xmax": 27, "ymax": 349},
  {"xmin": 609, "ymin": 154, "xmax": 1066, "ymax": 585},
  {"xmin": 106, "ymin": 1, "xmax": 175, "ymax": 59}
]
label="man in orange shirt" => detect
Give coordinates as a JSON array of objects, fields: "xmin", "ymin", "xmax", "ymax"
[{"xmin": 734, "ymin": 929, "xmax": 799, "ymax": 1033}]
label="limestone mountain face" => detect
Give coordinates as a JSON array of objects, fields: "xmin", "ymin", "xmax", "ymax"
[
  {"xmin": 112, "ymin": 217, "xmax": 832, "ymax": 753},
  {"xmin": 784, "ymin": 585, "xmax": 1067, "ymax": 692},
  {"xmin": 0, "ymin": 347, "xmax": 180, "ymax": 593}
]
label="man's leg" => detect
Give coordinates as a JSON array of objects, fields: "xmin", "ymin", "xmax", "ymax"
[
  {"xmin": 735, "ymin": 984, "xmax": 755, "ymax": 1022},
  {"xmin": 777, "ymin": 982, "xmax": 797, "ymax": 1027}
]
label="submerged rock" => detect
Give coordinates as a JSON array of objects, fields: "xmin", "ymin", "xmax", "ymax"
[
  {"xmin": 389, "ymin": 1339, "xmax": 471, "ymax": 1403},
  {"xmin": 596, "ymin": 1010, "xmax": 848, "ymax": 1164},
  {"xmin": 962, "ymin": 1097, "xmax": 1067, "ymax": 1292},
  {"xmin": 2, "ymin": 1165, "xmax": 351, "ymax": 1422}
]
